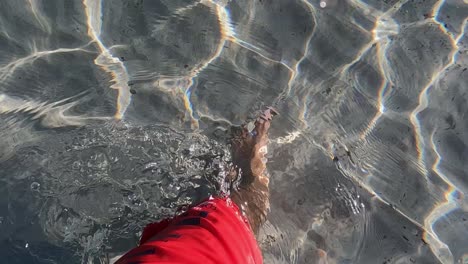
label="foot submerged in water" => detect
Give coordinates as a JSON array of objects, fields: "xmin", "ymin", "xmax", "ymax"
[
  {"xmin": 114, "ymin": 108, "xmax": 277, "ymax": 264},
  {"xmin": 229, "ymin": 107, "xmax": 277, "ymax": 234}
]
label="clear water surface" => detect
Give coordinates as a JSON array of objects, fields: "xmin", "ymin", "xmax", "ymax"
[{"xmin": 0, "ymin": 0, "xmax": 467, "ymax": 263}]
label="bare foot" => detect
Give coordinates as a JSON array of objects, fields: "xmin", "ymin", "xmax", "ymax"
[{"xmin": 229, "ymin": 107, "xmax": 277, "ymax": 234}]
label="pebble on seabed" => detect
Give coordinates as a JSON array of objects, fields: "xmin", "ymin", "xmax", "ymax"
[{"xmin": 30, "ymin": 182, "xmax": 40, "ymax": 191}]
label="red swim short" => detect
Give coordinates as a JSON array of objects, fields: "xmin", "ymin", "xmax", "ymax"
[{"xmin": 116, "ymin": 196, "xmax": 263, "ymax": 264}]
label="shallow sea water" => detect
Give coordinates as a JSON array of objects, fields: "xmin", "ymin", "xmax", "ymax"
[{"xmin": 0, "ymin": 0, "xmax": 467, "ymax": 263}]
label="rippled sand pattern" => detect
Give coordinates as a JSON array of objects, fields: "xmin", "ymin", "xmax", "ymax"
[{"xmin": 0, "ymin": 0, "xmax": 467, "ymax": 263}]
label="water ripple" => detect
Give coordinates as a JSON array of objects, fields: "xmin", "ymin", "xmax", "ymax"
[{"xmin": 0, "ymin": 0, "xmax": 467, "ymax": 263}]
